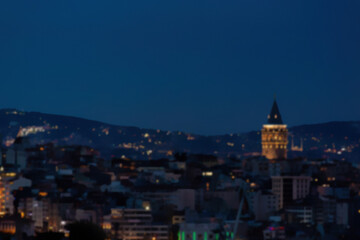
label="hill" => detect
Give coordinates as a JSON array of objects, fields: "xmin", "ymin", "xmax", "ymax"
[{"xmin": 0, "ymin": 109, "xmax": 359, "ymax": 162}]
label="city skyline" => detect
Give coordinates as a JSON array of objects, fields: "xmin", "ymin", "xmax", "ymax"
[{"xmin": 0, "ymin": 1, "xmax": 360, "ymax": 239}]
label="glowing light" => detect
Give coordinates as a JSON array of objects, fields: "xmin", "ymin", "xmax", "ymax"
[
  {"xmin": 227, "ymin": 142, "xmax": 234, "ymax": 147},
  {"xmin": 39, "ymin": 192, "xmax": 48, "ymax": 197},
  {"xmin": 202, "ymin": 172, "xmax": 213, "ymax": 177},
  {"xmin": 5, "ymin": 173, "xmax": 16, "ymax": 177},
  {"xmin": 17, "ymin": 126, "xmax": 46, "ymax": 137},
  {"xmin": 187, "ymin": 135, "xmax": 195, "ymax": 141}
]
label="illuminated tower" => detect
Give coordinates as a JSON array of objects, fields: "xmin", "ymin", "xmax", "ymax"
[{"xmin": 261, "ymin": 99, "xmax": 288, "ymax": 160}]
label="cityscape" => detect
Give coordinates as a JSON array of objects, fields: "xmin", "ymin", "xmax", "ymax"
[
  {"xmin": 0, "ymin": 99, "xmax": 359, "ymax": 239},
  {"xmin": 1, "ymin": 1, "xmax": 360, "ymax": 240}
]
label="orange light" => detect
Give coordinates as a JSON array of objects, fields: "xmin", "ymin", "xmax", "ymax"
[{"xmin": 39, "ymin": 192, "xmax": 48, "ymax": 197}]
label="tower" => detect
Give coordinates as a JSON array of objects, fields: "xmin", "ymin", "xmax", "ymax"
[{"xmin": 261, "ymin": 99, "xmax": 288, "ymax": 160}]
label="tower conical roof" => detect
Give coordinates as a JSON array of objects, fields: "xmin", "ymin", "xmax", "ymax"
[{"xmin": 267, "ymin": 99, "xmax": 283, "ymax": 124}]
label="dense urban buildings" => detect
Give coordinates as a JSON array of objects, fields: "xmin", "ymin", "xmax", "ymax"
[{"xmin": 0, "ymin": 100, "xmax": 359, "ymax": 240}]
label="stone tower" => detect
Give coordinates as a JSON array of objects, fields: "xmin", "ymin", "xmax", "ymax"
[{"xmin": 261, "ymin": 99, "xmax": 288, "ymax": 160}]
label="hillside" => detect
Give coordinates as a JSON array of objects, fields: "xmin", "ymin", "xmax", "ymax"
[{"xmin": 1, "ymin": 109, "xmax": 359, "ymax": 162}]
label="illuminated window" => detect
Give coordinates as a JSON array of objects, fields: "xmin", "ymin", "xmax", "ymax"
[{"xmin": 202, "ymin": 172, "xmax": 213, "ymax": 177}]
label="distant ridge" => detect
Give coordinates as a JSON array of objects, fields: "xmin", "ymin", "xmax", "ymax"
[{"xmin": 0, "ymin": 109, "xmax": 359, "ymax": 162}]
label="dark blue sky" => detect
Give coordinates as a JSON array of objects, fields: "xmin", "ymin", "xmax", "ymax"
[{"xmin": 0, "ymin": 0, "xmax": 359, "ymax": 134}]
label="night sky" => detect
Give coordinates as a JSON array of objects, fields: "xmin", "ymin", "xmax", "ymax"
[{"xmin": 0, "ymin": 0, "xmax": 359, "ymax": 135}]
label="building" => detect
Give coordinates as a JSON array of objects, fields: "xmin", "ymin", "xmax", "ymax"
[
  {"xmin": 75, "ymin": 209, "xmax": 97, "ymax": 223},
  {"xmin": 5, "ymin": 137, "xmax": 30, "ymax": 170},
  {"xmin": 103, "ymin": 208, "xmax": 169, "ymax": 240},
  {"xmin": 263, "ymin": 225, "xmax": 286, "ymax": 240},
  {"xmin": 252, "ymin": 190, "xmax": 279, "ymax": 221},
  {"xmin": 271, "ymin": 176, "xmax": 311, "ymax": 209},
  {"xmin": 0, "ymin": 216, "xmax": 34, "ymax": 236},
  {"xmin": 284, "ymin": 205, "xmax": 313, "ymax": 224},
  {"xmin": 138, "ymin": 188, "xmax": 196, "ymax": 211},
  {"xmin": 0, "ymin": 179, "xmax": 5, "ymax": 216},
  {"xmin": 178, "ymin": 222, "xmax": 221, "ymax": 240},
  {"xmin": 261, "ymin": 99, "xmax": 288, "ymax": 160},
  {"xmin": 291, "ymin": 136, "xmax": 303, "ymax": 152},
  {"xmin": 314, "ymin": 197, "xmax": 349, "ymax": 226}
]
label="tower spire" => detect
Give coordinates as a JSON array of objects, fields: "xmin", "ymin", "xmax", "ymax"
[{"xmin": 267, "ymin": 99, "xmax": 283, "ymax": 124}]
